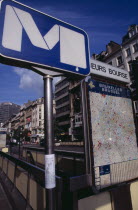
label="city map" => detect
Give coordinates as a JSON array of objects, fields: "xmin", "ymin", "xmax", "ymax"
[{"xmin": 89, "ymin": 79, "xmax": 138, "ymax": 167}]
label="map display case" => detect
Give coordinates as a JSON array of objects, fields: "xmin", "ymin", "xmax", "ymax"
[{"xmin": 88, "ymin": 78, "xmax": 138, "ymax": 189}]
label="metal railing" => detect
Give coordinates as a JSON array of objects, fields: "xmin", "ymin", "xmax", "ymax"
[
  {"xmin": 0, "ymin": 150, "xmax": 93, "ymax": 210},
  {"xmin": 0, "ymin": 151, "xmax": 62, "ymax": 189},
  {"xmin": 23, "ymin": 146, "xmax": 85, "ymax": 176},
  {"xmin": 0, "ymin": 150, "xmax": 92, "ymax": 192}
]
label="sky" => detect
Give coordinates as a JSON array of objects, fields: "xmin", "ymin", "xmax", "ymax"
[{"xmin": 0, "ymin": 0, "xmax": 138, "ymax": 105}]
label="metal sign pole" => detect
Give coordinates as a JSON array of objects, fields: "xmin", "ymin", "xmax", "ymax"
[
  {"xmin": 81, "ymin": 79, "xmax": 91, "ymax": 175},
  {"xmin": 43, "ymin": 75, "xmax": 56, "ymax": 210}
]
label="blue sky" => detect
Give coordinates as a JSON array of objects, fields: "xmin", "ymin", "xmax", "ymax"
[{"xmin": 0, "ymin": 0, "xmax": 138, "ymax": 105}]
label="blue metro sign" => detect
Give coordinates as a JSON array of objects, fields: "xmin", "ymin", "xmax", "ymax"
[{"xmin": 0, "ymin": 0, "xmax": 90, "ymax": 76}]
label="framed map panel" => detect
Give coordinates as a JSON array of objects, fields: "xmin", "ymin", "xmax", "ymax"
[{"xmin": 88, "ymin": 79, "xmax": 138, "ymax": 189}]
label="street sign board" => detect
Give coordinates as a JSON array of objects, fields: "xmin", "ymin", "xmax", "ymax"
[
  {"xmin": 88, "ymin": 78, "xmax": 138, "ymax": 189},
  {"xmin": 91, "ymin": 59, "xmax": 130, "ymax": 83},
  {"xmin": 0, "ymin": 0, "xmax": 90, "ymax": 76},
  {"xmin": 0, "ymin": 128, "xmax": 7, "ymax": 132}
]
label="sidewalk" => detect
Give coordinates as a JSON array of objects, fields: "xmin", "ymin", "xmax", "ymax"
[{"xmin": 0, "ymin": 183, "xmax": 12, "ymax": 210}]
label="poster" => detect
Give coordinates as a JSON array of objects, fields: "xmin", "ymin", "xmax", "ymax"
[{"xmin": 88, "ymin": 79, "xmax": 138, "ymax": 167}]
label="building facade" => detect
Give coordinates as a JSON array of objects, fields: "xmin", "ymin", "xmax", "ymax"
[
  {"xmin": 55, "ymin": 76, "xmax": 83, "ymax": 141},
  {"xmin": 20, "ymin": 105, "xmax": 26, "ymax": 131},
  {"xmin": 24, "ymin": 100, "xmax": 33, "ymax": 132},
  {"xmin": 2, "ymin": 97, "xmax": 56, "ymax": 142},
  {"xmin": 0, "ymin": 102, "xmax": 20, "ymax": 124},
  {"xmin": 92, "ymin": 24, "xmax": 138, "ymax": 72},
  {"xmin": 55, "ymin": 77, "xmax": 71, "ymax": 141},
  {"xmin": 31, "ymin": 98, "xmax": 44, "ymax": 140},
  {"xmin": 69, "ymin": 80, "xmax": 83, "ymax": 141}
]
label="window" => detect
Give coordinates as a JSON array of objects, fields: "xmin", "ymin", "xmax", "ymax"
[
  {"xmin": 56, "ymin": 95, "xmax": 69, "ymax": 106},
  {"xmin": 129, "ymin": 32, "xmax": 132, "ymax": 38},
  {"xmin": 126, "ymin": 48, "xmax": 131, "ymax": 57},
  {"xmin": 108, "ymin": 61, "xmax": 112, "ymax": 65},
  {"xmin": 39, "ymin": 121, "xmax": 41, "ymax": 126},
  {"xmin": 129, "ymin": 30, "xmax": 135, "ymax": 38},
  {"xmin": 56, "ymin": 105, "xmax": 70, "ymax": 114},
  {"xmin": 55, "ymin": 79, "xmax": 68, "ymax": 91},
  {"xmin": 128, "ymin": 60, "xmax": 132, "ymax": 71},
  {"xmin": 55, "ymin": 86, "xmax": 69, "ymax": 98},
  {"xmin": 39, "ymin": 114, "xmax": 41, "ymax": 119},
  {"xmin": 117, "ymin": 56, "xmax": 123, "ymax": 66},
  {"xmin": 133, "ymin": 43, "xmax": 138, "ymax": 53}
]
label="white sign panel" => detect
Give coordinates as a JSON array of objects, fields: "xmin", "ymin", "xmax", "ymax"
[
  {"xmin": 91, "ymin": 59, "xmax": 130, "ymax": 83},
  {"xmin": 45, "ymin": 154, "xmax": 56, "ymax": 189},
  {"xmin": 0, "ymin": 128, "xmax": 7, "ymax": 132}
]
